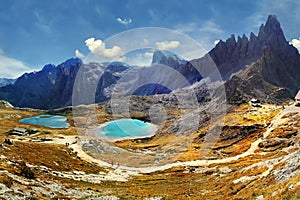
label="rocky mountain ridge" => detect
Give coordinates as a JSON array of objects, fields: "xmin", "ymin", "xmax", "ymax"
[
  {"xmin": 0, "ymin": 78, "xmax": 15, "ymax": 87},
  {"xmin": 0, "ymin": 15, "xmax": 298, "ymax": 109},
  {"xmin": 223, "ymin": 15, "xmax": 300, "ymax": 104}
]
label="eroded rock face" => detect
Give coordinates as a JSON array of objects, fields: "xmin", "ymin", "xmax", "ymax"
[
  {"xmin": 267, "ymin": 127, "xmax": 298, "ymax": 139},
  {"xmin": 223, "ymin": 15, "xmax": 299, "ymax": 104},
  {"xmin": 258, "ymin": 138, "xmax": 292, "ymax": 150}
]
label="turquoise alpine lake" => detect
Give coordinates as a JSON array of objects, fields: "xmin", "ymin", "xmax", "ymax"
[
  {"xmin": 19, "ymin": 114, "xmax": 70, "ymax": 128},
  {"xmin": 98, "ymin": 119, "xmax": 157, "ymax": 140}
]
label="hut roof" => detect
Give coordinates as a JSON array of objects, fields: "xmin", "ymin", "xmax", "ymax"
[{"xmin": 295, "ymin": 90, "xmax": 300, "ymax": 100}]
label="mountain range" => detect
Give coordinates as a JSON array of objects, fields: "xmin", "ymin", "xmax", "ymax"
[
  {"xmin": 0, "ymin": 78, "xmax": 15, "ymax": 87},
  {"xmin": 0, "ymin": 15, "xmax": 299, "ymax": 109}
]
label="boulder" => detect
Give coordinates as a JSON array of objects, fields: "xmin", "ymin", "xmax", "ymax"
[
  {"xmin": 4, "ymin": 139, "xmax": 13, "ymax": 145},
  {"xmin": 258, "ymin": 138, "xmax": 292, "ymax": 150}
]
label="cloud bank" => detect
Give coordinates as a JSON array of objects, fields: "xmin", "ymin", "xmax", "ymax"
[
  {"xmin": 290, "ymin": 38, "xmax": 300, "ymax": 53},
  {"xmin": 156, "ymin": 40, "xmax": 180, "ymax": 50},
  {"xmin": 214, "ymin": 40, "xmax": 220, "ymax": 46},
  {"xmin": 85, "ymin": 37, "xmax": 122, "ymax": 58},
  {"xmin": 0, "ymin": 49, "xmax": 30, "ymax": 78}
]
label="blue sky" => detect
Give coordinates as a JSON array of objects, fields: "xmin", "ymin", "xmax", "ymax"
[{"xmin": 0, "ymin": 0, "xmax": 300, "ymax": 78}]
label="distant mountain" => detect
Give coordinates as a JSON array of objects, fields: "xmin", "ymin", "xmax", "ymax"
[
  {"xmin": 0, "ymin": 58, "xmax": 83, "ymax": 109},
  {"xmin": 0, "ymin": 58, "xmax": 130, "ymax": 109},
  {"xmin": 141, "ymin": 15, "xmax": 300, "ymax": 102},
  {"xmin": 151, "ymin": 50, "xmax": 187, "ymax": 67},
  {"xmin": 0, "ymin": 78, "xmax": 15, "ymax": 87},
  {"xmin": 0, "ymin": 15, "xmax": 298, "ymax": 109},
  {"xmin": 124, "ymin": 50, "xmax": 202, "ymax": 96}
]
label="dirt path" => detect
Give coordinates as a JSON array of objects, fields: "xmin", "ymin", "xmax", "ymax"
[{"xmin": 46, "ymin": 103, "xmax": 299, "ymax": 174}]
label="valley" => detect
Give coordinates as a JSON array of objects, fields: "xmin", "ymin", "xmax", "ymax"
[{"xmin": 0, "ymin": 100, "xmax": 300, "ymax": 199}]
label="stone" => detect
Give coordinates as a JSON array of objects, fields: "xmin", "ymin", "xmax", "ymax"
[
  {"xmin": 256, "ymin": 195, "xmax": 264, "ymax": 200},
  {"xmin": 258, "ymin": 138, "xmax": 290, "ymax": 149},
  {"xmin": 4, "ymin": 139, "xmax": 13, "ymax": 145}
]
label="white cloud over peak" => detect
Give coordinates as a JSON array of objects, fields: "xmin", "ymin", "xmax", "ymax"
[
  {"xmin": 290, "ymin": 38, "xmax": 300, "ymax": 53},
  {"xmin": 0, "ymin": 49, "xmax": 30, "ymax": 78},
  {"xmin": 85, "ymin": 37, "xmax": 122, "ymax": 58},
  {"xmin": 75, "ymin": 49, "xmax": 85, "ymax": 59},
  {"xmin": 214, "ymin": 40, "xmax": 220, "ymax": 46},
  {"xmin": 116, "ymin": 17, "xmax": 132, "ymax": 25},
  {"xmin": 125, "ymin": 51, "xmax": 153, "ymax": 66},
  {"xmin": 155, "ymin": 40, "xmax": 180, "ymax": 50},
  {"xmin": 144, "ymin": 51, "xmax": 153, "ymax": 58}
]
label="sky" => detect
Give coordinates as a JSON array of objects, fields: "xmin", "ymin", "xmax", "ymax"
[{"xmin": 1, "ymin": 0, "xmax": 300, "ymax": 78}]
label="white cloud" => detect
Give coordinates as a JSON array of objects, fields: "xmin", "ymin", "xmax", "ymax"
[
  {"xmin": 124, "ymin": 51, "xmax": 153, "ymax": 66},
  {"xmin": 0, "ymin": 49, "xmax": 30, "ymax": 78},
  {"xmin": 116, "ymin": 17, "xmax": 132, "ymax": 25},
  {"xmin": 34, "ymin": 11, "xmax": 52, "ymax": 34},
  {"xmin": 155, "ymin": 40, "xmax": 180, "ymax": 50},
  {"xmin": 75, "ymin": 49, "xmax": 85, "ymax": 59},
  {"xmin": 85, "ymin": 37, "xmax": 122, "ymax": 58},
  {"xmin": 214, "ymin": 40, "xmax": 220, "ymax": 46},
  {"xmin": 116, "ymin": 55, "xmax": 126, "ymax": 62},
  {"xmin": 176, "ymin": 21, "xmax": 223, "ymax": 35},
  {"xmin": 144, "ymin": 52, "xmax": 153, "ymax": 58},
  {"xmin": 290, "ymin": 38, "xmax": 300, "ymax": 52},
  {"xmin": 200, "ymin": 20, "xmax": 223, "ymax": 35},
  {"xmin": 174, "ymin": 20, "xmax": 223, "ymax": 51}
]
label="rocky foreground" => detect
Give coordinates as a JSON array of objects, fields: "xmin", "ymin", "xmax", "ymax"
[{"xmin": 0, "ymin": 100, "xmax": 300, "ymax": 199}]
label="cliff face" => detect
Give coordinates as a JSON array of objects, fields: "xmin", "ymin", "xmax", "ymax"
[
  {"xmin": 0, "ymin": 59, "xmax": 130, "ymax": 109},
  {"xmin": 223, "ymin": 15, "xmax": 300, "ymax": 104},
  {"xmin": 208, "ymin": 15, "xmax": 299, "ymax": 82},
  {"xmin": 0, "ymin": 58, "xmax": 83, "ymax": 109}
]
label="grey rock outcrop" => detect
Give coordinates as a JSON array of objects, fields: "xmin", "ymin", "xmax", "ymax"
[{"xmin": 223, "ymin": 15, "xmax": 300, "ymax": 104}]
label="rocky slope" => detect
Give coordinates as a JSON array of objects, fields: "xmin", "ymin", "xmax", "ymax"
[{"xmin": 224, "ymin": 15, "xmax": 300, "ymax": 104}]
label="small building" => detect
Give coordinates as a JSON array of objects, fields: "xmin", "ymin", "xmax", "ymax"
[
  {"xmin": 9, "ymin": 128, "xmax": 28, "ymax": 136},
  {"xmin": 250, "ymin": 98, "xmax": 260, "ymax": 104},
  {"xmin": 295, "ymin": 90, "xmax": 300, "ymax": 106},
  {"xmin": 8, "ymin": 128, "xmax": 38, "ymax": 136},
  {"xmin": 250, "ymin": 98, "xmax": 261, "ymax": 108}
]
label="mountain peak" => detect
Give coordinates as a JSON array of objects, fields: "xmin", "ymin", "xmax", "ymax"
[
  {"xmin": 265, "ymin": 15, "xmax": 280, "ymax": 27},
  {"xmin": 151, "ymin": 50, "xmax": 186, "ymax": 67},
  {"xmin": 258, "ymin": 15, "xmax": 286, "ymax": 43}
]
